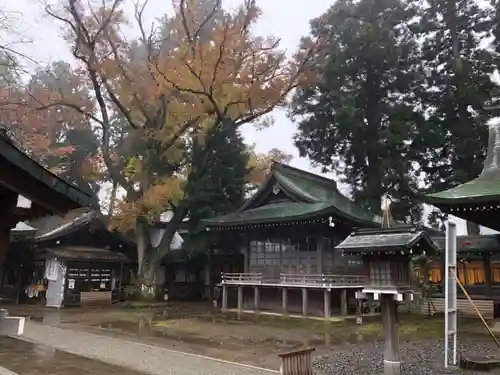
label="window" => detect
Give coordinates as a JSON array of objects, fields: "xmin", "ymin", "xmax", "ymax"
[
  {"xmin": 491, "ymin": 261, "xmax": 500, "ymax": 284},
  {"xmin": 464, "ymin": 261, "xmax": 485, "ymax": 285},
  {"xmin": 428, "ymin": 262, "xmax": 442, "ymax": 284},
  {"xmin": 249, "ymin": 240, "xmax": 281, "ymax": 266}
]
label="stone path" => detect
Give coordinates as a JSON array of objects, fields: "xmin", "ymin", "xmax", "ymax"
[
  {"xmin": 0, "ymin": 335, "xmax": 144, "ymax": 375},
  {"xmin": 17, "ymin": 321, "xmax": 278, "ymax": 375}
]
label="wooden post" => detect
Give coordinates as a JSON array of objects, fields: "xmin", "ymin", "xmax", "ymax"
[
  {"xmin": 340, "ymin": 288, "xmax": 347, "ymax": 316},
  {"xmin": 302, "ymin": 288, "xmax": 308, "ymax": 317},
  {"xmin": 323, "ymin": 289, "xmax": 331, "ymax": 319},
  {"xmin": 356, "ymin": 299, "xmax": 363, "ymax": 324},
  {"xmin": 207, "ymin": 248, "xmax": 214, "ymax": 301},
  {"xmin": 237, "ymin": 286, "xmax": 243, "ymax": 315},
  {"xmin": 222, "ymin": 285, "xmax": 228, "ymax": 311},
  {"xmin": 381, "ymin": 294, "xmax": 402, "ymax": 375},
  {"xmin": 254, "ymin": 286, "xmax": 260, "ymax": 312},
  {"xmin": 485, "ymin": 254, "xmax": 492, "ymax": 298},
  {"xmin": 243, "ymin": 243, "xmax": 249, "ymax": 273},
  {"xmin": 118, "ymin": 263, "xmax": 124, "ymax": 302},
  {"xmin": 317, "ymin": 238, "xmax": 324, "ymax": 273},
  {"xmin": 282, "ymin": 288, "xmax": 288, "ymax": 315}
]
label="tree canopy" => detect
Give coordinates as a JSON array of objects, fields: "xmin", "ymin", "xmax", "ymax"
[{"xmin": 0, "ymin": 0, "xmax": 322, "ymax": 286}]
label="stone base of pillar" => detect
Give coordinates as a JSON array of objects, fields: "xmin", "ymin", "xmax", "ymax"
[
  {"xmin": 0, "ymin": 317, "xmax": 24, "ymax": 336},
  {"xmin": 383, "ymin": 360, "xmax": 402, "ymax": 375}
]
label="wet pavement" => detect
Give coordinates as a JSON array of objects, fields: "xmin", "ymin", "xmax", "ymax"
[
  {"xmin": 17, "ymin": 321, "xmax": 277, "ymax": 375},
  {"xmin": 0, "ymin": 336, "xmax": 146, "ymax": 375}
]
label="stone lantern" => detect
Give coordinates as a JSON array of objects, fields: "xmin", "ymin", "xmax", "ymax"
[{"xmin": 336, "ymin": 225, "xmax": 438, "ymax": 375}]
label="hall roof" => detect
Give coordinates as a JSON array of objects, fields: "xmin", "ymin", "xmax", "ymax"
[{"xmin": 203, "ymin": 162, "xmax": 381, "ymax": 230}]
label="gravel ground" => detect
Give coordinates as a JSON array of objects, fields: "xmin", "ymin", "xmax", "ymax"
[{"xmin": 314, "ymin": 339, "xmax": 500, "ymax": 375}]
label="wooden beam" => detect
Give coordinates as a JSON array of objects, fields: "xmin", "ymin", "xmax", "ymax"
[{"xmin": 0, "ymin": 158, "xmax": 79, "ymax": 215}]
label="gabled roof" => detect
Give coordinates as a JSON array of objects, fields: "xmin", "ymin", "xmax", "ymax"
[
  {"xmin": 41, "ymin": 246, "xmax": 130, "ymax": 262},
  {"xmin": 203, "ymin": 162, "xmax": 382, "ymax": 228},
  {"xmin": 31, "ymin": 208, "xmax": 100, "ymax": 242},
  {"xmin": 336, "ymin": 226, "xmax": 439, "ymax": 255}
]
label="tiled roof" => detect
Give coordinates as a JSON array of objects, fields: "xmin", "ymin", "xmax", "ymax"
[
  {"xmin": 336, "ymin": 226, "xmax": 439, "ymax": 254},
  {"xmin": 203, "ymin": 163, "xmax": 381, "ymax": 228}
]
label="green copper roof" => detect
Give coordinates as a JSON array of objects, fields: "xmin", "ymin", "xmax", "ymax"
[
  {"xmin": 426, "ymin": 123, "xmax": 500, "ymax": 205},
  {"xmin": 203, "ymin": 163, "xmax": 382, "ymax": 228},
  {"xmin": 336, "ymin": 226, "xmax": 438, "ymax": 255}
]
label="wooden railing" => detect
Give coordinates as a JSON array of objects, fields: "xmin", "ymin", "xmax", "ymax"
[
  {"xmin": 278, "ymin": 347, "xmax": 315, "ymax": 375},
  {"xmin": 280, "ymin": 273, "xmax": 364, "ymax": 286},
  {"xmin": 221, "ymin": 273, "xmax": 364, "ymax": 286},
  {"xmin": 222, "ymin": 273, "xmax": 263, "ymax": 284}
]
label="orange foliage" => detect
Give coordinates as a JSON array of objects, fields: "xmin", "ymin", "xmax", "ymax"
[
  {"xmin": 32, "ymin": 0, "xmax": 325, "ymax": 230},
  {"xmin": 247, "ymin": 146, "xmax": 293, "ymax": 187},
  {"xmin": 0, "ymin": 62, "xmax": 99, "ymax": 175},
  {"xmin": 110, "ymin": 175, "xmax": 183, "ymax": 231}
]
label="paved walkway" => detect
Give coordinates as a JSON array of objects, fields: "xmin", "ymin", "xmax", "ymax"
[
  {"xmin": 0, "ymin": 335, "xmax": 144, "ymax": 375},
  {"xmin": 17, "ymin": 321, "xmax": 278, "ymax": 375}
]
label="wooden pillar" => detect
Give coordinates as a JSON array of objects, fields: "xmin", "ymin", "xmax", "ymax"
[
  {"xmin": 207, "ymin": 248, "xmax": 214, "ymax": 301},
  {"xmin": 237, "ymin": 286, "xmax": 243, "ymax": 315},
  {"xmin": 485, "ymin": 254, "xmax": 492, "ymax": 298},
  {"xmin": 0, "ymin": 223, "xmax": 10, "ymax": 290},
  {"xmin": 0, "ymin": 192, "xmax": 17, "ymax": 288},
  {"xmin": 282, "ymin": 288, "xmax": 288, "ymax": 315},
  {"xmin": 222, "ymin": 285, "xmax": 228, "ymax": 311},
  {"xmin": 254, "ymin": 287, "xmax": 260, "ymax": 312},
  {"xmin": 381, "ymin": 294, "xmax": 402, "ymax": 375},
  {"xmin": 323, "ymin": 289, "xmax": 331, "ymax": 319},
  {"xmin": 356, "ymin": 298, "xmax": 363, "ymax": 324},
  {"xmin": 340, "ymin": 288, "xmax": 347, "ymax": 316},
  {"xmin": 317, "ymin": 238, "xmax": 324, "ymax": 274},
  {"xmin": 302, "ymin": 288, "xmax": 308, "ymax": 317},
  {"xmin": 243, "ymin": 243, "xmax": 249, "ymax": 273}
]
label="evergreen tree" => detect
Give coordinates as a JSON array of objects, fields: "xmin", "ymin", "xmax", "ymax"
[
  {"xmin": 183, "ymin": 126, "xmax": 249, "ymax": 251},
  {"xmin": 417, "ymin": 0, "xmax": 496, "ymax": 232},
  {"xmin": 290, "ymin": 0, "xmax": 424, "ymax": 223}
]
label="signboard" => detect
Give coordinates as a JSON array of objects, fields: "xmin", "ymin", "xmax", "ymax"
[{"xmin": 444, "ymin": 221, "xmax": 457, "ymax": 367}]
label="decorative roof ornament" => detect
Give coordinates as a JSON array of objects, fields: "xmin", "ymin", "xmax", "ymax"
[{"xmin": 272, "ymin": 184, "xmax": 280, "ymax": 195}]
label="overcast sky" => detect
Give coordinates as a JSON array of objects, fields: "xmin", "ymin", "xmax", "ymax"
[{"xmin": 4, "ymin": 0, "xmax": 491, "ymax": 235}]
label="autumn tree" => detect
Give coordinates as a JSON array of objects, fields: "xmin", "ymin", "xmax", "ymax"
[
  {"xmin": 0, "ymin": 60, "xmax": 102, "ymax": 204},
  {"xmin": 27, "ymin": 0, "xmax": 321, "ymax": 296}
]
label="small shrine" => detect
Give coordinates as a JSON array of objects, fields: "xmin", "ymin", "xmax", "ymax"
[{"xmin": 336, "ymin": 203, "xmax": 438, "ymax": 375}]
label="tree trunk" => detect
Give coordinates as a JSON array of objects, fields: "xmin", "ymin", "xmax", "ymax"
[
  {"xmin": 134, "ymin": 210, "xmax": 186, "ymax": 301},
  {"xmin": 135, "ymin": 222, "xmax": 158, "ymax": 301}
]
